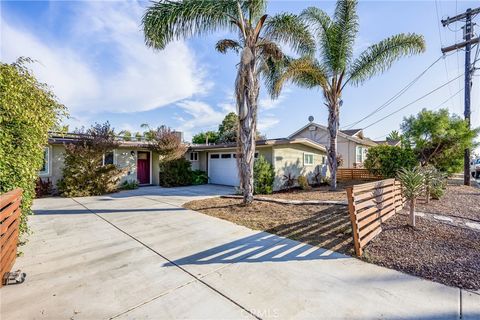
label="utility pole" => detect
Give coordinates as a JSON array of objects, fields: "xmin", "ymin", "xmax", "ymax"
[{"xmin": 441, "ymin": 7, "xmax": 480, "ymax": 186}]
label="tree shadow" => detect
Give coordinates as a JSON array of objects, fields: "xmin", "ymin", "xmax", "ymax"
[{"xmin": 168, "ymin": 206, "xmax": 353, "ymax": 267}]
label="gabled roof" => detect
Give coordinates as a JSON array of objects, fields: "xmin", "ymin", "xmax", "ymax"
[
  {"xmin": 374, "ymin": 139, "xmax": 401, "ymax": 147},
  {"xmin": 340, "ymin": 129, "xmax": 363, "ymax": 137},
  {"xmin": 190, "ymin": 138, "xmax": 327, "ymax": 152},
  {"xmin": 288, "ymin": 122, "xmax": 377, "ymax": 147}
]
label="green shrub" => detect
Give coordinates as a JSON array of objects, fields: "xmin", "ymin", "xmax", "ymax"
[
  {"xmin": 253, "ymin": 155, "xmax": 274, "ymax": 194},
  {"xmin": 120, "ymin": 179, "xmax": 139, "ymax": 190},
  {"xmin": 0, "ymin": 58, "xmax": 65, "ymax": 235},
  {"xmin": 159, "ymin": 157, "xmax": 193, "ymax": 187},
  {"xmin": 430, "ymin": 184, "xmax": 445, "ymax": 200},
  {"xmin": 192, "ymin": 170, "xmax": 208, "ymax": 185},
  {"xmin": 58, "ymin": 123, "xmax": 123, "ymax": 197},
  {"xmin": 364, "ymin": 145, "xmax": 417, "ymax": 178},
  {"xmin": 297, "ymin": 175, "xmax": 310, "ymax": 190}
]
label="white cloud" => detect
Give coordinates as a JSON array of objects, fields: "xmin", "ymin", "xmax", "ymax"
[
  {"xmin": 259, "ymin": 88, "xmax": 290, "ymax": 110},
  {"xmin": 176, "ymin": 100, "xmax": 226, "ymax": 140},
  {"xmin": 258, "ymin": 117, "xmax": 280, "ymax": 132},
  {"xmin": 0, "ymin": 1, "xmax": 208, "ymax": 115}
]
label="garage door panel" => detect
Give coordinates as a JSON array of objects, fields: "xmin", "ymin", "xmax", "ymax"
[{"xmin": 209, "ymin": 153, "xmax": 239, "ymax": 186}]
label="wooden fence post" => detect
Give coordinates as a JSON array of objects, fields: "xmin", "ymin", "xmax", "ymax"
[{"xmin": 346, "ymin": 186, "xmax": 362, "ymax": 256}]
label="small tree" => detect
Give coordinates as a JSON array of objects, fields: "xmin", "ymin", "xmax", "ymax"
[
  {"xmin": 253, "ymin": 155, "xmax": 275, "ymax": 194},
  {"xmin": 218, "ymin": 112, "xmax": 238, "ymax": 143},
  {"xmin": 401, "ymin": 108, "xmax": 479, "ymax": 174},
  {"xmin": 58, "ymin": 123, "xmax": 122, "ymax": 197},
  {"xmin": 364, "ymin": 145, "xmax": 417, "ymax": 178},
  {"xmin": 397, "ymin": 167, "xmax": 424, "ymax": 227},
  {"xmin": 147, "ymin": 125, "xmax": 187, "ymax": 163}
]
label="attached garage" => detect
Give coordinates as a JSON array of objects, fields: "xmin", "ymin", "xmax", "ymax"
[
  {"xmin": 208, "ymin": 153, "xmax": 239, "ymax": 186},
  {"xmin": 188, "ymin": 138, "xmax": 329, "ymax": 190}
]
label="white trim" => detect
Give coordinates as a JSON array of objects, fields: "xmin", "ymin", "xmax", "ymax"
[
  {"xmin": 190, "ymin": 151, "xmax": 199, "ymax": 162},
  {"xmin": 136, "ymin": 150, "xmax": 152, "ymax": 185},
  {"xmin": 304, "ymin": 152, "xmax": 314, "ymax": 165},
  {"xmin": 289, "ymin": 122, "xmax": 377, "ymax": 146},
  {"xmin": 39, "ymin": 146, "xmax": 51, "ymax": 177}
]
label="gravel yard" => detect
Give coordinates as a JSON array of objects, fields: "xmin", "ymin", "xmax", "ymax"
[
  {"xmin": 364, "ymin": 213, "xmax": 480, "ymax": 290},
  {"xmin": 416, "ymin": 185, "xmax": 480, "ymax": 221}
]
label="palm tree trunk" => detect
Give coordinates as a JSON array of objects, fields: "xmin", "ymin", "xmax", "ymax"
[
  {"xmin": 327, "ymin": 102, "xmax": 339, "ymax": 190},
  {"xmin": 236, "ymin": 46, "xmax": 258, "ymax": 205},
  {"xmin": 408, "ymin": 198, "xmax": 416, "ymax": 227}
]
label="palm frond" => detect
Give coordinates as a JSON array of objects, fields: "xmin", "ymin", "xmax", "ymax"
[
  {"xmin": 347, "ymin": 33, "xmax": 425, "ymax": 86},
  {"xmin": 263, "ymin": 13, "xmax": 315, "ymax": 56},
  {"xmin": 216, "ymin": 39, "xmax": 243, "ymax": 54},
  {"xmin": 265, "ymin": 56, "xmax": 328, "ymax": 98},
  {"xmin": 331, "ymin": 0, "xmax": 358, "ymax": 72},
  {"xmin": 143, "ymin": 0, "xmax": 238, "ymax": 49},
  {"xmin": 257, "ymin": 39, "xmax": 283, "ymax": 61},
  {"xmin": 242, "ymin": 0, "xmax": 267, "ymax": 23}
]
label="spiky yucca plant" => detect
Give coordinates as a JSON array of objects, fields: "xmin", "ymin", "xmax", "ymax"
[
  {"xmin": 142, "ymin": 0, "xmax": 314, "ymax": 204},
  {"xmin": 267, "ymin": 0, "xmax": 426, "ymax": 190},
  {"xmin": 397, "ymin": 167, "xmax": 424, "ymax": 227}
]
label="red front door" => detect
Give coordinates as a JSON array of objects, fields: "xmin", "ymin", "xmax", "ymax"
[{"xmin": 137, "ymin": 151, "xmax": 150, "ymax": 185}]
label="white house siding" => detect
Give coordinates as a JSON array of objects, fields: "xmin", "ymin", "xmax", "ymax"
[{"xmin": 272, "ymin": 144, "xmax": 327, "ymax": 191}]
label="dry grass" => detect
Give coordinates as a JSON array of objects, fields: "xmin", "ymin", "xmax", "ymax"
[{"xmin": 184, "ymin": 197, "xmax": 354, "ymax": 254}]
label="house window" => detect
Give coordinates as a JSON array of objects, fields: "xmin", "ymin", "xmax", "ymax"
[
  {"xmin": 39, "ymin": 147, "xmax": 50, "ymax": 176},
  {"xmin": 304, "ymin": 153, "xmax": 314, "ymax": 165},
  {"xmin": 322, "ymin": 156, "xmax": 326, "ymax": 165},
  {"xmin": 221, "ymin": 154, "xmax": 232, "ymax": 159},
  {"xmin": 356, "ymin": 146, "xmax": 368, "ymax": 163},
  {"xmin": 103, "ymin": 151, "xmax": 114, "ymax": 166},
  {"xmin": 190, "ymin": 152, "xmax": 198, "ymax": 161},
  {"xmin": 210, "ymin": 154, "xmax": 220, "ymax": 159},
  {"xmin": 254, "ymin": 152, "xmax": 259, "ymax": 159}
]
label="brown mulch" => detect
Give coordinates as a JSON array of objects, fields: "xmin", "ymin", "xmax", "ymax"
[
  {"xmin": 184, "ymin": 197, "xmax": 354, "ymax": 254},
  {"xmin": 416, "ymin": 185, "xmax": 480, "ymax": 222},
  {"xmin": 364, "ymin": 213, "xmax": 480, "ymax": 290}
]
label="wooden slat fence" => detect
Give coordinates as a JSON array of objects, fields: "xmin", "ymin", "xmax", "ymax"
[
  {"xmin": 0, "ymin": 189, "xmax": 22, "ymax": 287},
  {"xmin": 337, "ymin": 168, "xmax": 382, "ymax": 181},
  {"xmin": 346, "ymin": 179, "xmax": 404, "ymax": 257}
]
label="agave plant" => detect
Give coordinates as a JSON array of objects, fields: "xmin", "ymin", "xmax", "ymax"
[
  {"xmin": 266, "ymin": 0, "xmax": 425, "ymax": 190},
  {"xmin": 142, "ymin": 0, "xmax": 314, "ymax": 204},
  {"xmin": 397, "ymin": 167, "xmax": 424, "ymax": 227}
]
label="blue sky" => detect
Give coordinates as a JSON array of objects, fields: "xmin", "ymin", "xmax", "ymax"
[{"xmin": 1, "ymin": 0, "xmax": 479, "ymax": 153}]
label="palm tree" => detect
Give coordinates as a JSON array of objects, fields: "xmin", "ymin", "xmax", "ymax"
[
  {"xmin": 142, "ymin": 0, "xmax": 314, "ymax": 204},
  {"xmin": 267, "ymin": 0, "xmax": 425, "ymax": 190}
]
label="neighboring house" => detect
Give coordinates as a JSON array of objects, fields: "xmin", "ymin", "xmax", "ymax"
[
  {"xmin": 289, "ymin": 120, "xmax": 378, "ymax": 168},
  {"xmin": 188, "ymin": 138, "xmax": 328, "ymax": 190},
  {"xmin": 40, "ymin": 133, "xmax": 327, "ymax": 192}
]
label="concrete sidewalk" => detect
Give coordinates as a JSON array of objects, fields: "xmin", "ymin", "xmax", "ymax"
[{"xmin": 1, "ymin": 185, "xmax": 479, "ymax": 319}]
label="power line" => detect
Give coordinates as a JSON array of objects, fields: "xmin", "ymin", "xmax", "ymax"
[
  {"xmin": 342, "ymin": 55, "xmax": 448, "ymax": 129},
  {"xmin": 372, "ymin": 86, "xmax": 464, "ymax": 141},
  {"xmin": 361, "ymin": 73, "xmax": 464, "ymax": 130}
]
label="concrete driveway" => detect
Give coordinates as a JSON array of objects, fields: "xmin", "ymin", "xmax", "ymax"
[{"xmin": 1, "ymin": 185, "xmax": 479, "ymax": 319}]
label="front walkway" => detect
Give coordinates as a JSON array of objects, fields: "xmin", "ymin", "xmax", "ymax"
[{"xmin": 1, "ymin": 185, "xmax": 479, "ymax": 319}]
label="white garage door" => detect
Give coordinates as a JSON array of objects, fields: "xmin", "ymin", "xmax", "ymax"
[{"xmin": 208, "ymin": 153, "xmax": 240, "ymax": 186}]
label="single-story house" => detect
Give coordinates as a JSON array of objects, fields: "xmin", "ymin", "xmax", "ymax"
[
  {"xmin": 40, "ymin": 133, "xmax": 162, "ymax": 190},
  {"xmin": 288, "ymin": 119, "xmax": 378, "ymax": 168},
  {"xmin": 188, "ymin": 138, "xmax": 328, "ymax": 190},
  {"xmin": 40, "ymin": 133, "xmax": 328, "ymax": 192}
]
